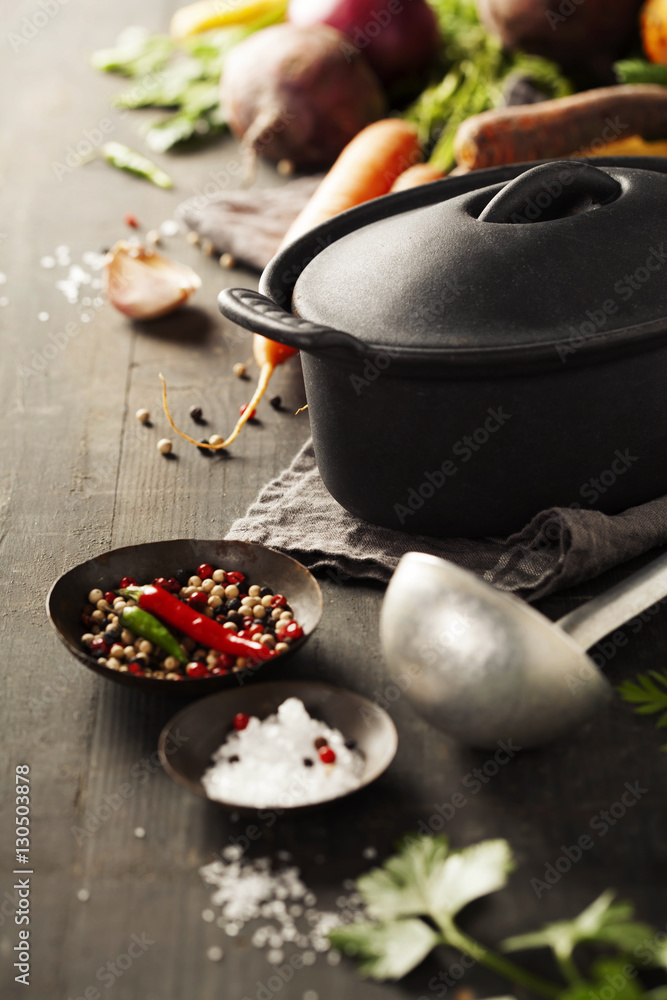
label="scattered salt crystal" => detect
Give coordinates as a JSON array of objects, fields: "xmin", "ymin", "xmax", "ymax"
[
  {"xmin": 76, "ymin": 888, "xmax": 90, "ymax": 902},
  {"xmin": 40, "ymin": 256, "xmax": 56, "ymax": 269},
  {"xmin": 80, "ymin": 313, "xmax": 92, "ymax": 323},
  {"xmin": 38, "ymin": 312, "xmax": 49, "ymax": 322},
  {"xmin": 304, "ymin": 991, "xmax": 319, "ymax": 1000},
  {"xmin": 0, "ymin": 272, "xmax": 6, "ymax": 284},
  {"xmin": 160, "ymin": 219, "xmax": 179, "ymax": 237},
  {"xmin": 342, "ymin": 879, "xmax": 356, "ymax": 891},
  {"xmin": 202, "ymin": 698, "xmax": 365, "ymax": 808},
  {"xmin": 82, "ymin": 251, "xmax": 105, "ymax": 271},
  {"xmin": 199, "ymin": 854, "xmax": 363, "ymax": 971},
  {"xmin": 69, "ymin": 264, "xmax": 91, "ymax": 285},
  {"xmin": 327, "ymin": 951, "xmax": 341, "ymax": 966},
  {"xmin": 362, "ymin": 846, "xmax": 377, "ymax": 860},
  {"xmin": 133, "ymin": 827, "xmax": 146, "ymax": 839},
  {"xmin": 207, "ymin": 946, "xmax": 224, "ymax": 962},
  {"xmin": 56, "ymin": 279, "xmax": 79, "ymax": 304},
  {"xmin": 93, "ymin": 296, "xmax": 104, "ymax": 307},
  {"xmin": 223, "ymin": 845, "xmax": 242, "ymax": 861},
  {"xmin": 277, "ymin": 850, "xmax": 292, "ymax": 862},
  {"xmin": 304, "ymin": 893, "xmax": 317, "ymax": 906},
  {"xmin": 202, "ymin": 909, "xmax": 216, "ymax": 923}
]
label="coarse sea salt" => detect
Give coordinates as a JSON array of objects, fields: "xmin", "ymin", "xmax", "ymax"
[
  {"xmin": 201, "ymin": 698, "xmax": 364, "ymax": 808},
  {"xmin": 199, "ymin": 854, "xmax": 360, "ymax": 968}
]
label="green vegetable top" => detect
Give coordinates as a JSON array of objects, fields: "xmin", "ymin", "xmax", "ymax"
[
  {"xmin": 329, "ymin": 833, "xmax": 667, "ymax": 999},
  {"xmin": 407, "ymin": 0, "xmax": 573, "ymax": 172}
]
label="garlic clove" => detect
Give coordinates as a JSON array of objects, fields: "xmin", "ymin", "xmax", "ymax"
[{"xmin": 104, "ymin": 241, "xmax": 201, "ymax": 320}]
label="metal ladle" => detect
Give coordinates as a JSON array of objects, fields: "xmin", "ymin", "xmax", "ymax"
[{"xmin": 380, "ymin": 551, "xmax": 667, "ymax": 749}]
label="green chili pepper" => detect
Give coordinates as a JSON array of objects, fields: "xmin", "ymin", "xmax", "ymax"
[
  {"xmin": 120, "ymin": 606, "xmax": 187, "ymax": 663},
  {"xmin": 101, "ymin": 141, "xmax": 173, "ymax": 188}
]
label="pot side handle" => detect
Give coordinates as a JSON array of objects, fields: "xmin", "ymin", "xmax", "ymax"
[{"xmin": 218, "ymin": 288, "xmax": 367, "ymax": 363}]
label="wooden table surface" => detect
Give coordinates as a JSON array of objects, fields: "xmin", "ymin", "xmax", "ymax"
[{"xmin": 2, "ymin": 4, "xmax": 666, "ymax": 999}]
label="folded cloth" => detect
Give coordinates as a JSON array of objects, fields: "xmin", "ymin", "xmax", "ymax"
[
  {"xmin": 177, "ymin": 176, "xmax": 322, "ymax": 271},
  {"xmin": 227, "ymin": 439, "xmax": 667, "ymax": 601}
]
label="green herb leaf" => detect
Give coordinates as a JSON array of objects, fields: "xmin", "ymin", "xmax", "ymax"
[
  {"xmin": 618, "ymin": 671, "xmax": 667, "ymax": 750},
  {"xmin": 357, "ymin": 834, "xmax": 513, "ymax": 926},
  {"xmin": 560, "ymin": 958, "xmax": 646, "ymax": 1000},
  {"xmin": 328, "ymin": 918, "xmax": 440, "ymax": 980},
  {"xmin": 101, "ymin": 142, "xmax": 173, "ymax": 188},
  {"xmin": 408, "ymin": 0, "xmax": 572, "ymax": 171},
  {"xmin": 91, "ymin": 26, "xmax": 173, "ymax": 76},
  {"xmin": 502, "ymin": 891, "xmax": 654, "ymax": 963},
  {"xmin": 615, "ymin": 59, "xmax": 667, "ymax": 86}
]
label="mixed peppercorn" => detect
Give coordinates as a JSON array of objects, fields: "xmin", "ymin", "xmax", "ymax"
[{"xmin": 80, "ymin": 562, "xmax": 304, "ymax": 680}]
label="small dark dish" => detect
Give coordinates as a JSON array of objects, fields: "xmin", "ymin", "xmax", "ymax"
[
  {"xmin": 158, "ymin": 679, "xmax": 399, "ymax": 810},
  {"xmin": 47, "ymin": 539, "xmax": 323, "ymax": 694},
  {"xmin": 220, "ymin": 157, "xmax": 667, "ymax": 537}
]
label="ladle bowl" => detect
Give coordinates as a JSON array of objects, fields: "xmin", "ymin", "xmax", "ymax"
[{"xmin": 380, "ymin": 550, "xmax": 667, "ymax": 748}]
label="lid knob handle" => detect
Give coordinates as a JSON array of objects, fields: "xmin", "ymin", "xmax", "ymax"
[{"xmin": 478, "ymin": 160, "xmax": 622, "ymax": 225}]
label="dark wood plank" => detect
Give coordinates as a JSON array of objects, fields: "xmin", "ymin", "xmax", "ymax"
[{"xmin": 2, "ymin": 3, "xmax": 667, "ymax": 1000}]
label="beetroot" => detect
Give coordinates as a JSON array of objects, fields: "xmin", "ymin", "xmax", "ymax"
[
  {"xmin": 476, "ymin": 0, "xmax": 643, "ymax": 77},
  {"xmin": 288, "ymin": 0, "xmax": 440, "ymax": 86},
  {"xmin": 220, "ymin": 23, "xmax": 387, "ymax": 169}
]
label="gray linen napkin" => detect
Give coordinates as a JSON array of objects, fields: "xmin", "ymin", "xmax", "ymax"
[{"xmin": 227, "ymin": 439, "xmax": 667, "ymax": 601}]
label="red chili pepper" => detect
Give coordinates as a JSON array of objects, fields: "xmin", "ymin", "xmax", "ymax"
[
  {"xmin": 119, "ymin": 585, "xmax": 274, "ymax": 662},
  {"xmin": 123, "ymin": 212, "xmax": 139, "ymax": 228}
]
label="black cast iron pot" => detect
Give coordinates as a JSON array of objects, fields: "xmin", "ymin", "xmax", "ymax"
[{"xmin": 219, "ymin": 158, "xmax": 667, "ymax": 538}]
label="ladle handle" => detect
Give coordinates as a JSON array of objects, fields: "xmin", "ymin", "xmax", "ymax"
[{"xmin": 557, "ymin": 550, "xmax": 667, "ymax": 651}]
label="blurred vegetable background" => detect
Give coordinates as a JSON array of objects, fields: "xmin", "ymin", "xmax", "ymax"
[{"xmin": 91, "ymin": 0, "xmax": 667, "ymax": 177}]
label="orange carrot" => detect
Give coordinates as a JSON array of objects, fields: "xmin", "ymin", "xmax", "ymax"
[
  {"xmin": 454, "ymin": 85, "xmax": 667, "ymax": 171},
  {"xmin": 642, "ymin": 0, "xmax": 667, "ymax": 66},
  {"xmin": 162, "ymin": 119, "xmax": 421, "ymax": 450},
  {"xmin": 390, "ymin": 162, "xmax": 445, "ymax": 193}
]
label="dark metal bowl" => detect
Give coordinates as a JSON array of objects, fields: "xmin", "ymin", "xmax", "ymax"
[
  {"xmin": 47, "ymin": 539, "xmax": 323, "ymax": 694},
  {"xmin": 158, "ymin": 680, "xmax": 399, "ymax": 810}
]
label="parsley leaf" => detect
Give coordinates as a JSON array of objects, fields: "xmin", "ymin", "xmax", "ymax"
[
  {"xmin": 502, "ymin": 891, "xmax": 654, "ymax": 964},
  {"xmin": 357, "ymin": 834, "xmax": 514, "ymax": 926},
  {"xmin": 618, "ymin": 671, "xmax": 667, "ymax": 750},
  {"xmin": 559, "ymin": 958, "xmax": 645, "ymax": 1000},
  {"xmin": 329, "ymin": 918, "xmax": 441, "ymax": 980}
]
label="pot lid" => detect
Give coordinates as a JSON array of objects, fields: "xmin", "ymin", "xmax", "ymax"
[{"xmin": 287, "ymin": 160, "xmax": 667, "ymax": 356}]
